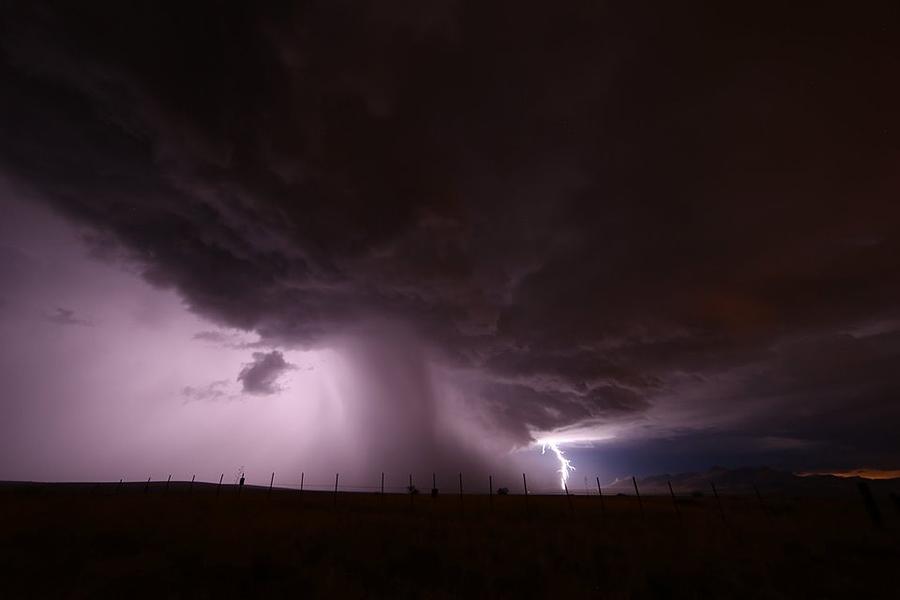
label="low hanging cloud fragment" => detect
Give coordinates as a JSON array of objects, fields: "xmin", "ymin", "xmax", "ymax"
[{"xmin": 237, "ymin": 351, "xmax": 295, "ymax": 396}]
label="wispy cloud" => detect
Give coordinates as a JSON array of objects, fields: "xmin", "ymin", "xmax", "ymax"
[
  {"xmin": 45, "ymin": 307, "xmax": 92, "ymax": 327},
  {"xmin": 181, "ymin": 380, "xmax": 232, "ymax": 402}
]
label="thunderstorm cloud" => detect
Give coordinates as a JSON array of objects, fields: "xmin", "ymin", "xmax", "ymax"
[{"xmin": 0, "ymin": 1, "xmax": 899, "ymax": 479}]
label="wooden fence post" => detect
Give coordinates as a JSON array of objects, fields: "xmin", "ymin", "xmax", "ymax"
[
  {"xmin": 711, "ymin": 482, "xmax": 726, "ymax": 525},
  {"xmin": 564, "ymin": 482, "xmax": 573, "ymax": 511},
  {"xmin": 857, "ymin": 481, "xmax": 884, "ymax": 529},
  {"xmin": 522, "ymin": 473, "xmax": 529, "ymax": 514},
  {"xmin": 632, "ymin": 476, "xmax": 644, "ymax": 517},
  {"xmin": 165, "ymin": 474, "xmax": 171, "ymax": 494},
  {"xmin": 216, "ymin": 473, "xmax": 223, "ymax": 497},
  {"xmin": 300, "ymin": 472, "xmax": 304, "ymax": 495},
  {"xmin": 752, "ymin": 483, "xmax": 769, "ymax": 520},
  {"xmin": 190, "ymin": 474, "xmax": 195, "ymax": 494},
  {"xmin": 596, "ymin": 477, "xmax": 605, "ymax": 516},
  {"xmin": 333, "ymin": 473, "xmax": 339, "ymax": 507},
  {"xmin": 268, "ymin": 472, "xmax": 275, "ymax": 497},
  {"xmin": 667, "ymin": 480, "xmax": 681, "ymax": 520},
  {"xmin": 890, "ymin": 493, "xmax": 900, "ymax": 517}
]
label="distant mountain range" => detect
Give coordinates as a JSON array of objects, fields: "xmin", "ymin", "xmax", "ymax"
[{"xmin": 605, "ymin": 466, "xmax": 900, "ymax": 496}]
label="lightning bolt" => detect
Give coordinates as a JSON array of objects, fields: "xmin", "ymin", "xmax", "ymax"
[{"xmin": 541, "ymin": 440, "xmax": 575, "ymax": 490}]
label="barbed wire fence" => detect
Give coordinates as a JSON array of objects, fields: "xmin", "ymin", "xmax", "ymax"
[
  {"xmin": 106, "ymin": 471, "xmax": 637, "ymax": 497},
  {"xmin": 49, "ymin": 470, "xmax": 900, "ymax": 530}
]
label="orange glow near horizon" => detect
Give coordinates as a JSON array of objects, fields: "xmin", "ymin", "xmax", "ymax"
[{"xmin": 797, "ymin": 469, "xmax": 900, "ymax": 480}]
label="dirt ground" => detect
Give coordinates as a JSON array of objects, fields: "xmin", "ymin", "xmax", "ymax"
[{"xmin": 1, "ymin": 482, "xmax": 898, "ymax": 598}]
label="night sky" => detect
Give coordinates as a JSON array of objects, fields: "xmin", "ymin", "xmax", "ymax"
[{"xmin": 1, "ymin": 1, "xmax": 899, "ymax": 489}]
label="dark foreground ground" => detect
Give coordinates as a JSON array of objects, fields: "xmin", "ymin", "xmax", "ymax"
[{"xmin": 1, "ymin": 482, "xmax": 898, "ymax": 598}]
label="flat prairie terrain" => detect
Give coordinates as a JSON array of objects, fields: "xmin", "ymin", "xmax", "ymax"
[{"xmin": 1, "ymin": 482, "xmax": 898, "ymax": 598}]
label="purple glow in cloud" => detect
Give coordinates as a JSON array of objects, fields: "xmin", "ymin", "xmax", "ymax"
[
  {"xmin": 0, "ymin": 185, "xmax": 508, "ymax": 487},
  {"xmin": 1, "ymin": 2, "xmax": 900, "ymax": 488}
]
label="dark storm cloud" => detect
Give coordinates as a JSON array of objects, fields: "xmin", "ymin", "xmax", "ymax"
[
  {"xmin": 477, "ymin": 381, "xmax": 649, "ymax": 444},
  {"xmin": 237, "ymin": 351, "xmax": 295, "ymax": 396},
  {"xmin": 2, "ymin": 1, "xmax": 900, "ymax": 465}
]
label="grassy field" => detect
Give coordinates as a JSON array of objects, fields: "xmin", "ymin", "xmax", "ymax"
[{"xmin": 1, "ymin": 482, "xmax": 898, "ymax": 598}]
